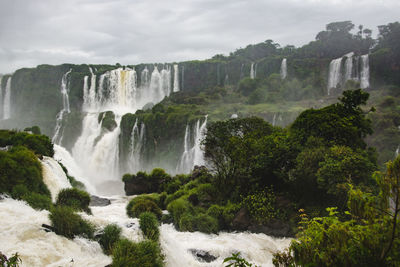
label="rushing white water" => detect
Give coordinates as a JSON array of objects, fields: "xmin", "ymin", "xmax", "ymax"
[
  {"xmin": 173, "ymin": 64, "xmax": 180, "ymax": 92},
  {"xmin": 250, "ymin": 62, "xmax": 256, "ymax": 79},
  {"xmin": 280, "ymin": 58, "xmax": 287, "ymax": 79},
  {"xmin": 176, "ymin": 116, "xmax": 208, "ymax": 173},
  {"xmin": 360, "ymin": 54, "xmax": 370, "ymax": 89},
  {"xmin": 52, "ymin": 69, "xmax": 72, "ymax": 145},
  {"xmin": 0, "ymin": 197, "xmax": 111, "ymax": 267},
  {"xmin": 128, "ymin": 120, "xmax": 146, "ymax": 174},
  {"xmin": 327, "ymin": 57, "xmax": 343, "ymax": 95},
  {"xmin": 344, "ymin": 52, "xmax": 354, "ymax": 82},
  {"xmin": 53, "ymin": 144, "xmax": 96, "ymax": 194},
  {"xmin": 3, "ymin": 76, "xmax": 11, "ymax": 119},
  {"xmin": 41, "ymin": 156, "xmax": 72, "ymax": 202},
  {"xmin": 160, "ymin": 224, "xmax": 291, "ymax": 267}
]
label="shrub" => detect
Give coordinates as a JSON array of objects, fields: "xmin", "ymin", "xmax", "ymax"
[
  {"xmin": 179, "ymin": 212, "xmax": 219, "ymax": 234},
  {"xmin": 21, "ymin": 192, "xmax": 52, "ymax": 210},
  {"xmin": 164, "ymin": 190, "xmax": 185, "ymax": 206},
  {"xmin": 0, "ymin": 251, "xmax": 22, "ymax": 267},
  {"xmin": 139, "ymin": 212, "xmax": 160, "ymax": 241},
  {"xmin": 49, "ymin": 206, "xmax": 95, "ymax": 239},
  {"xmin": 167, "ymin": 198, "xmax": 190, "ymax": 225},
  {"xmin": 99, "ymin": 224, "xmax": 122, "ymax": 255},
  {"xmin": 127, "ymin": 199, "xmax": 162, "ymax": 219},
  {"xmin": 111, "ymin": 239, "xmax": 163, "ymax": 267},
  {"xmin": 242, "ymin": 189, "xmax": 277, "ymax": 224},
  {"xmin": 56, "ymin": 188, "xmax": 91, "ymax": 214}
]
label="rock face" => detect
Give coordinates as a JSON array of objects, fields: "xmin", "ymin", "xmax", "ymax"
[
  {"xmin": 189, "ymin": 249, "xmax": 218, "ymax": 263},
  {"xmin": 90, "ymin": 195, "xmax": 111, "ymax": 206},
  {"xmin": 232, "ymin": 207, "xmax": 292, "ymax": 237},
  {"xmin": 123, "ymin": 176, "xmax": 152, "ymax": 195}
]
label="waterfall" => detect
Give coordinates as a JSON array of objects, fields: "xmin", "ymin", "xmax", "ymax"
[
  {"xmin": 344, "ymin": 52, "xmax": 354, "ymax": 82},
  {"xmin": 224, "ymin": 74, "xmax": 229, "ymax": 88},
  {"xmin": 41, "ymin": 156, "xmax": 72, "ymax": 202},
  {"xmin": 52, "ymin": 69, "xmax": 72, "ymax": 145},
  {"xmin": 0, "ymin": 76, "xmax": 2, "ymax": 118},
  {"xmin": 173, "ymin": 64, "xmax": 180, "ymax": 92},
  {"xmin": 250, "ymin": 62, "xmax": 255, "ymax": 79},
  {"xmin": 128, "ymin": 119, "xmax": 146, "ymax": 173},
  {"xmin": 181, "ymin": 65, "xmax": 185, "ymax": 91},
  {"xmin": 176, "ymin": 116, "xmax": 208, "ymax": 174},
  {"xmin": 280, "ymin": 58, "xmax": 287, "ymax": 79},
  {"xmin": 72, "ymin": 65, "xmax": 173, "ymax": 194},
  {"xmin": 327, "ymin": 57, "xmax": 343, "ymax": 95},
  {"xmin": 3, "ymin": 77, "xmax": 11, "ymax": 119},
  {"xmin": 360, "ymin": 54, "xmax": 370, "ymax": 89}
]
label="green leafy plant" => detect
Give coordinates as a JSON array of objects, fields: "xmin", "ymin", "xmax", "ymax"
[
  {"xmin": 139, "ymin": 212, "xmax": 160, "ymax": 241},
  {"xmin": 224, "ymin": 253, "xmax": 257, "ymax": 267},
  {"xmin": 99, "ymin": 224, "xmax": 122, "ymax": 255}
]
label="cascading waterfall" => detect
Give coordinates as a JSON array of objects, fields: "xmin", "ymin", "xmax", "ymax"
[
  {"xmin": 344, "ymin": 52, "xmax": 354, "ymax": 82},
  {"xmin": 72, "ymin": 65, "xmax": 174, "ymax": 194},
  {"xmin": 173, "ymin": 64, "xmax": 180, "ymax": 92},
  {"xmin": 52, "ymin": 69, "xmax": 72, "ymax": 145},
  {"xmin": 3, "ymin": 76, "xmax": 11, "ymax": 119},
  {"xmin": 280, "ymin": 58, "xmax": 287, "ymax": 79},
  {"xmin": 128, "ymin": 119, "xmax": 146, "ymax": 173},
  {"xmin": 41, "ymin": 156, "xmax": 72, "ymax": 202},
  {"xmin": 0, "ymin": 76, "xmax": 2, "ymax": 118},
  {"xmin": 250, "ymin": 62, "xmax": 256, "ymax": 79},
  {"xmin": 176, "ymin": 116, "xmax": 208, "ymax": 174},
  {"xmin": 181, "ymin": 65, "xmax": 185, "ymax": 91},
  {"xmin": 327, "ymin": 57, "xmax": 343, "ymax": 95},
  {"xmin": 224, "ymin": 74, "xmax": 229, "ymax": 88},
  {"xmin": 360, "ymin": 54, "xmax": 370, "ymax": 89}
]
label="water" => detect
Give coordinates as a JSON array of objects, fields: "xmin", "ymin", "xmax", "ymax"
[
  {"xmin": 52, "ymin": 69, "xmax": 72, "ymax": 145},
  {"xmin": 3, "ymin": 76, "xmax": 11, "ymax": 119},
  {"xmin": 360, "ymin": 54, "xmax": 370, "ymax": 89},
  {"xmin": 127, "ymin": 119, "xmax": 146, "ymax": 173},
  {"xmin": 176, "ymin": 116, "xmax": 207, "ymax": 173},
  {"xmin": 280, "ymin": 58, "xmax": 287, "ymax": 79},
  {"xmin": 250, "ymin": 62, "xmax": 256, "ymax": 79},
  {"xmin": 173, "ymin": 64, "xmax": 180, "ymax": 92},
  {"xmin": 41, "ymin": 156, "xmax": 72, "ymax": 202},
  {"xmin": 327, "ymin": 57, "xmax": 343, "ymax": 95},
  {"xmin": 344, "ymin": 52, "xmax": 354, "ymax": 82},
  {"xmin": 160, "ymin": 223, "xmax": 291, "ymax": 267},
  {"xmin": 0, "ymin": 197, "xmax": 111, "ymax": 267}
]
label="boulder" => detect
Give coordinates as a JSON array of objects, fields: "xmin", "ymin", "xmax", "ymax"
[
  {"xmin": 90, "ymin": 195, "xmax": 111, "ymax": 207},
  {"xmin": 189, "ymin": 249, "xmax": 218, "ymax": 263},
  {"xmin": 232, "ymin": 207, "xmax": 251, "ymax": 230}
]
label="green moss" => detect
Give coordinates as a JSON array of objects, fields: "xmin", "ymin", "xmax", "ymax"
[
  {"xmin": 56, "ymin": 188, "xmax": 91, "ymax": 214},
  {"xmin": 99, "ymin": 224, "xmax": 122, "ymax": 255},
  {"xmin": 139, "ymin": 212, "xmax": 160, "ymax": 241},
  {"xmin": 111, "ymin": 239, "xmax": 163, "ymax": 267},
  {"xmin": 127, "ymin": 198, "xmax": 162, "ymax": 219}
]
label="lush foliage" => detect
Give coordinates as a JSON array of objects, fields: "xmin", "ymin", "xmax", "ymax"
[
  {"xmin": 48, "ymin": 206, "xmax": 95, "ymax": 239},
  {"xmin": 111, "ymin": 239, "xmax": 163, "ymax": 267},
  {"xmin": 139, "ymin": 212, "xmax": 160, "ymax": 241},
  {"xmin": 0, "ymin": 252, "xmax": 21, "ymax": 267},
  {"xmin": 99, "ymin": 224, "xmax": 122, "ymax": 255},
  {"xmin": 126, "ymin": 198, "xmax": 162, "ymax": 219},
  {"xmin": 224, "ymin": 253, "xmax": 257, "ymax": 267},
  {"xmin": 55, "ymin": 188, "xmax": 91, "ymax": 213}
]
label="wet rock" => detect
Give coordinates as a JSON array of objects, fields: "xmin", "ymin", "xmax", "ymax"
[
  {"xmin": 248, "ymin": 219, "xmax": 291, "ymax": 237},
  {"xmin": 232, "ymin": 207, "xmax": 251, "ymax": 230},
  {"xmin": 90, "ymin": 195, "xmax": 111, "ymax": 207},
  {"xmin": 189, "ymin": 249, "xmax": 218, "ymax": 263},
  {"xmin": 41, "ymin": 224, "xmax": 56, "ymax": 233}
]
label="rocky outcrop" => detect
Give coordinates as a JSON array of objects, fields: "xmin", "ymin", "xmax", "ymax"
[{"xmin": 189, "ymin": 249, "xmax": 218, "ymax": 263}]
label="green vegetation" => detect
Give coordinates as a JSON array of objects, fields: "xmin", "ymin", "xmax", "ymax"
[
  {"xmin": 126, "ymin": 197, "xmax": 163, "ymax": 219},
  {"xmin": 99, "ymin": 224, "xmax": 122, "ymax": 255},
  {"xmin": 48, "ymin": 205, "xmax": 95, "ymax": 239},
  {"xmin": 111, "ymin": 239, "xmax": 163, "ymax": 267},
  {"xmin": 139, "ymin": 212, "xmax": 160, "ymax": 241},
  {"xmin": 0, "ymin": 252, "xmax": 22, "ymax": 267},
  {"xmin": 0, "ymin": 130, "xmax": 54, "ymax": 157},
  {"xmin": 55, "ymin": 188, "xmax": 91, "ymax": 214}
]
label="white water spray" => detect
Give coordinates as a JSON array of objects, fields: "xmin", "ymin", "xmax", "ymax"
[
  {"xmin": 41, "ymin": 156, "xmax": 72, "ymax": 202},
  {"xmin": 327, "ymin": 57, "xmax": 343, "ymax": 95},
  {"xmin": 3, "ymin": 77, "xmax": 11, "ymax": 119},
  {"xmin": 344, "ymin": 52, "xmax": 354, "ymax": 82},
  {"xmin": 360, "ymin": 54, "xmax": 370, "ymax": 89},
  {"xmin": 52, "ymin": 69, "xmax": 72, "ymax": 145},
  {"xmin": 128, "ymin": 119, "xmax": 146, "ymax": 173},
  {"xmin": 176, "ymin": 116, "xmax": 207, "ymax": 173},
  {"xmin": 173, "ymin": 64, "xmax": 180, "ymax": 92},
  {"xmin": 280, "ymin": 58, "xmax": 287, "ymax": 79},
  {"xmin": 250, "ymin": 62, "xmax": 256, "ymax": 79}
]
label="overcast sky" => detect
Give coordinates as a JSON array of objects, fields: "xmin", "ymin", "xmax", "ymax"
[{"xmin": 0, "ymin": 0, "xmax": 398, "ymax": 74}]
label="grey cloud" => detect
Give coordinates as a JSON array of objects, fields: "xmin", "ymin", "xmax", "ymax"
[{"xmin": 0, "ymin": 0, "xmax": 399, "ymax": 73}]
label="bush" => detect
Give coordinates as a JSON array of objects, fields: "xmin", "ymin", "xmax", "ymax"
[
  {"xmin": 167, "ymin": 198, "xmax": 190, "ymax": 225},
  {"xmin": 207, "ymin": 202, "xmax": 240, "ymax": 230},
  {"xmin": 179, "ymin": 212, "xmax": 219, "ymax": 234},
  {"xmin": 242, "ymin": 189, "xmax": 277, "ymax": 224},
  {"xmin": 99, "ymin": 224, "xmax": 122, "ymax": 255},
  {"xmin": 127, "ymin": 198, "xmax": 162, "ymax": 219},
  {"xmin": 139, "ymin": 212, "xmax": 160, "ymax": 241},
  {"xmin": 21, "ymin": 192, "xmax": 52, "ymax": 211},
  {"xmin": 111, "ymin": 239, "xmax": 163, "ymax": 267},
  {"xmin": 164, "ymin": 190, "xmax": 185, "ymax": 206},
  {"xmin": 56, "ymin": 188, "xmax": 91, "ymax": 214},
  {"xmin": 49, "ymin": 206, "xmax": 95, "ymax": 239}
]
